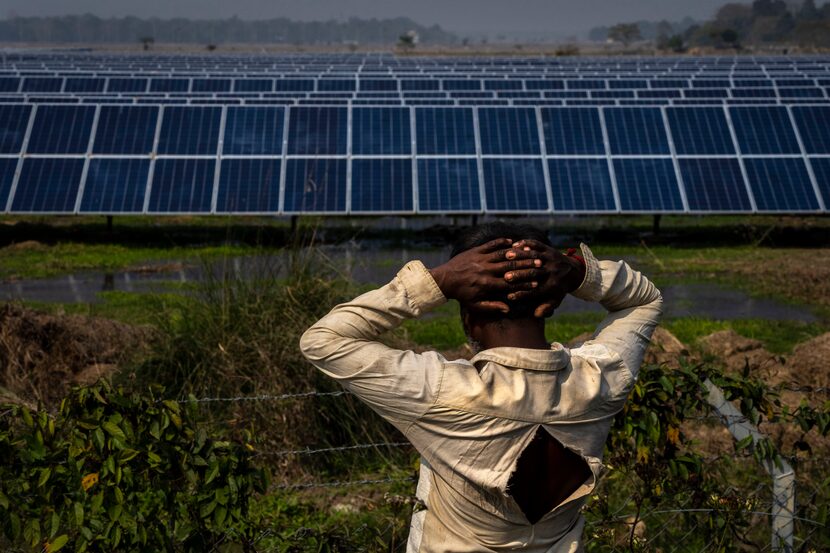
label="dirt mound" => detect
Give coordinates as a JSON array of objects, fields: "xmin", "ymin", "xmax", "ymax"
[
  {"xmin": 788, "ymin": 333, "xmax": 830, "ymax": 390},
  {"xmin": 698, "ymin": 330, "xmax": 786, "ymax": 383},
  {"xmin": 0, "ymin": 304, "xmax": 152, "ymax": 406}
]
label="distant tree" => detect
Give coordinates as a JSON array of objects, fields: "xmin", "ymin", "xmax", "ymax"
[
  {"xmin": 715, "ymin": 3, "xmax": 754, "ymax": 33},
  {"xmin": 667, "ymin": 35, "xmax": 686, "ymax": 52},
  {"xmin": 206, "ymin": 43, "xmax": 217, "ymax": 51},
  {"xmin": 798, "ymin": 0, "xmax": 820, "ymax": 20},
  {"xmin": 655, "ymin": 20, "xmax": 674, "ymax": 38},
  {"xmin": 721, "ymin": 28, "xmax": 741, "ymax": 48},
  {"xmin": 752, "ymin": 0, "xmax": 788, "ymax": 18},
  {"xmin": 139, "ymin": 36, "xmax": 154, "ymax": 50},
  {"xmin": 607, "ymin": 23, "xmax": 642, "ymax": 45},
  {"xmin": 397, "ymin": 30, "xmax": 418, "ymax": 51}
]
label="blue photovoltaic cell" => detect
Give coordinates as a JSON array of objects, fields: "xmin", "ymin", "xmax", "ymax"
[
  {"xmin": 417, "ymin": 159, "xmax": 481, "ymax": 212},
  {"xmin": 809, "ymin": 158, "xmax": 830, "ymax": 207},
  {"xmin": 0, "ymin": 78, "xmax": 20, "ymax": 92},
  {"xmin": 792, "ymin": 106, "xmax": 830, "ymax": 154},
  {"xmin": 729, "ymin": 107, "xmax": 800, "ymax": 154},
  {"xmin": 64, "ymin": 78, "xmax": 105, "ymax": 93},
  {"xmin": 192, "ymin": 79, "xmax": 231, "ymax": 92},
  {"xmin": 150, "ymin": 79, "xmax": 189, "ymax": 92},
  {"xmin": 360, "ymin": 79, "xmax": 398, "ymax": 91},
  {"xmin": 234, "ymin": 79, "xmax": 273, "ymax": 92},
  {"xmin": 287, "ymin": 107, "xmax": 348, "ymax": 155},
  {"xmin": 743, "ymin": 158, "xmax": 819, "ymax": 211},
  {"xmin": 541, "ymin": 108, "xmax": 605, "ymax": 155},
  {"xmin": 604, "ymin": 108, "xmax": 670, "ymax": 155},
  {"xmin": 443, "ymin": 80, "xmax": 482, "ymax": 91},
  {"xmin": 283, "ymin": 158, "xmax": 347, "ymax": 213},
  {"xmin": 93, "ymin": 106, "xmax": 158, "ymax": 155},
  {"xmin": 0, "ymin": 158, "xmax": 17, "ymax": 210},
  {"xmin": 317, "ymin": 79, "xmax": 356, "ymax": 92},
  {"xmin": 216, "ymin": 159, "xmax": 281, "ymax": 212},
  {"xmin": 148, "ymin": 159, "xmax": 215, "ymax": 213},
  {"xmin": 11, "ymin": 158, "xmax": 84, "ymax": 212},
  {"xmin": 548, "ymin": 159, "xmax": 615, "ymax": 211},
  {"xmin": 27, "ymin": 105, "xmax": 95, "ymax": 154},
  {"xmin": 401, "ymin": 80, "xmax": 439, "ymax": 91},
  {"xmin": 666, "ymin": 107, "xmax": 735, "ymax": 155},
  {"xmin": 22, "ymin": 78, "xmax": 62, "ymax": 92},
  {"xmin": 478, "ymin": 108, "xmax": 541, "ymax": 155},
  {"xmin": 415, "ymin": 108, "xmax": 476, "ymax": 155},
  {"xmin": 274, "ymin": 79, "xmax": 315, "ymax": 92},
  {"xmin": 0, "ymin": 104, "xmax": 32, "ymax": 154},
  {"xmin": 223, "ymin": 107, "xmax": 284, "ymax": 155},
  {"xmin": 351, "ymin": 159, "xmax": 413, "ymax": 212},
  {"xmin": 352, "ymin": 107, "xmax": 411, "ymax": 155},
  {"xmin": 80, "ymin": 159, "xmax": 149, "ymax": 213},
  {"xmin": 107, "ymin": 78, "xmax": 147, "ymax": 92},
  {"xmin": 613, "ymin": 158, "xmax": 683, "ymax": 211},
  {"xmin": 157, "ymin": 107, "xmax": 222, "ymax": 155},
  {"xmin": 482, "ymin": 158, "xmax": 549, "ymax": 211},
  {"xmin": 678, "ymin": 158, "xmax": 752, "ymax": 212}
]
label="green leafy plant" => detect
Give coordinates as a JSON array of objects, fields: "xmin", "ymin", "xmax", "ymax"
[{"xmin": 0, "ymin": 380, "xmax": 268, "ymax": 552}]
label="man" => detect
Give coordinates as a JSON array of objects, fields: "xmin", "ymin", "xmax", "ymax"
[{"xmin": 300, "ymin": 222, "xmax": 663, "ymax": 552}]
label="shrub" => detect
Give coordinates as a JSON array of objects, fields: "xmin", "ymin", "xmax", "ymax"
[{"xmin": 0, "ymin": 380, "xmax": 267, "ymax": 552}]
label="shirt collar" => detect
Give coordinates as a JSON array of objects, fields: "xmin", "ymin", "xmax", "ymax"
[{"xmin": 470, "ymin": 342, "xmax": 571, "ymax": 372}]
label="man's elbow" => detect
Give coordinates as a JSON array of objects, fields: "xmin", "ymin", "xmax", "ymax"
[{"xmin": 299, "ymin": 325, "xmax": 329, "ymax": 363}]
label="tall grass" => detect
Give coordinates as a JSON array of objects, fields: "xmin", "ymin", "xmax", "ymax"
[{"xmin": 128, "ymin": 242, "xmax": 406, "ymax": 473}]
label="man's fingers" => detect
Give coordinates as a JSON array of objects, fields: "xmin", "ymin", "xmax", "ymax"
[
  {"xmin": 511, "ymin": 239, "xmax": 548, "ymax": 252},
  {"xmin": 504, "ymin": 268, "xmax": 541, "ymax": 282},
  {"xmin": 495, "ymin": 258, "xmax": 542, "ymax": 273},
  {"xmin": 506, "ymin": 290, "xmax": 538, "ymax": 301},
  {"xmin": 534, "ymin": 303, "xmax": 556, "ymax": 318},
  {"xmin": 501, "ymin": 248, "xmax": 539, "ymax": 261}
]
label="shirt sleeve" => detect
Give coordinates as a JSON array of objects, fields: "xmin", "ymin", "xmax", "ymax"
[
  {"xmin": 571, "ymin": 244, "xmax": 664, "ymax": 378},
  {"xmin": 299, "ymin": 260, "xmax": 448, "ymax": 428}
]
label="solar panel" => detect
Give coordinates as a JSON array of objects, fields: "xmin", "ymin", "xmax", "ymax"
[
  {"xmin": 148, "ymin": 158, "xmax": 215, "ymax": 213},
  {"xmin": 157, "ymin": 106, "xmax": 221, "ymax": 155},
  {"xmin": 729, "ymin": 107, "xmax": 801, "ymax": 154},
  {"xmin": 792, "ymin": 106, "xmax": 830, "ymax": 154},
  {"xmin": 541, "ymin": 108, "xmax": 605, "ymax": 155},
  {"xmin": 678, "ymin": 158, "xmax": 752, "ymax": 211},
  {"xmin": 417, "ymin": 158, "xmax": 481, "ymax": 212},
  {"xmin": 80, "ymin": 158, "xmax": 149, "ymax": 213},
  {"xmin": 283, "ymin": 158, "xmax": 347, "ymax": 213},
  {"xmin": 350, "ymin": 159, "xmax": 413, "ymax": 212},
  {"xmin": 743, "ymin": 158, "xmax": 819, "ymax": 211},
  {"xmin": 287, "ymin": 107, "xmax": 348, "ymax": 156},
  {"xmin": 0, "ymin": 158, "xmax": 17, "ymax": 210},
  {"xmin": 22, "ymin": 78, "xmax": 62, "ymax": 93},
  {"xmin": 193, "ymin": 78, "xmax": 231, "ymax": 93},
  {"xmin": 352, "ymin": 107, "xmax": 411, "ymax": 155},
  {"xmin": 93, "ymin": 106, "xmax": 158, "ymax": 155},
  {"xmin": 548, "ymin": 158, "xmax": 615, "ymax": 211},
  {"xmin": 216, "ymin": 159, "xmax": 281, "ymax": 212},
  {"xmin": 478, "ymin": 108, "xmax": 541, "ymax": 155},
  {"xmin": 234, "ymin": 79, "xmax": 273, "ymax": 92},
  {"xmin": 0, "ymin": 78, "xmax": 20, "ymax": 92},
  {"xmin": 27, "ymin": 105, "xmax": 95, "ymax": 154},
  {"xmin": 613, "ymin": 158, "xmax": 684, "ymax": 211},
  {"xmin": 150, "ymin": 78, "xmax": 189, "ymax": 92},
  {"xmin": 64, "ymin": 78, "xmax": 105, "ymax": 93},
  {"xmin": 12, "ymin": 158, "xmax": 84, "ymax": 212},
  {"xmin": 107, "ymin": 78, "xmax": 147, "ymax": 92},
  {"xmin": 317, "ymin": 79, "xmax": 356, "ymax": 92},
  {"xmin": 415, "ymin": 108, "xmax": 476, "ymax": 155},
  {"xmin": 482, "ymin": 158, "xmax": 549, "ymax": 211},
  {"xmin": 604, "ymin": 108, "xmax": 670, "ymax": 155},
  {"xmin": 0, "ymin": 104, "xmax": 31, "ymax": 154},
  {"xmin": 223, "ymin": 107, "xmax": 284, "ymax": 156},
  {"xmin": 809, "ymin": 158, "xmax": 830, "ymax": 207},
  {"xmin": 666, "ymin": 107, "xmax": 735, "ymax": 155}
]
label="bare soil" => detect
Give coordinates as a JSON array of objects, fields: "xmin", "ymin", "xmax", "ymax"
[{"xmin": 0, "ymin": 304, "xmax": 151, "ymax": 406}]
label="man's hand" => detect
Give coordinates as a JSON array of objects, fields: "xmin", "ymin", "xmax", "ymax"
[
  {"xmin": 429, "ymin": 238, "xmax": 543, "ymax": 314},
  {"xmin": 505, "ymin": 240, "xmax": 586, "ymax": 318}
]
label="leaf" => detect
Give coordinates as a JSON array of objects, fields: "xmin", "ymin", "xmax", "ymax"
[
  {"xmin": 81, "ymin": 473, "xmax": 99, "ymax": 492},
  {"xmin": 49, "ymin": 511, "xmax": 60, "ymax": 539},
  {"xmin": 74, "ymin": 502, "xmax": 84, "ymax": 527},
  {"xmin": 102, "ymin": 422, "xmax": 125, "ymax": 440},
  {"xmin": 205, "ymin": 461, "xmax": 220, "ymax": 485},
  {"xmin": 146, "ymin": 451, "xmax": 162, "ymax": 464},
  {"xmin": 47, "ymin": 534, "xmax": 69, "ymax": 553},
  {"xmin": 38, "ymin": 467, "xmax": 52, "ymax": 487},
  {"xmin": 213, "ymin": 505, "xmax": 227, "ymax": 527},
  {"xmin": 120, "ymin": 449, "xmax": 139, "ymax": 462}
]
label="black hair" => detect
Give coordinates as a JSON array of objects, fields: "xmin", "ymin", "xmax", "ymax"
[{"xmin": 450, "ymin": 222, "xmax": 552, "ymax": 319}]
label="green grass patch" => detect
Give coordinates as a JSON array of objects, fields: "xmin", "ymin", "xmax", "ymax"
[
  {"xmin": 0, "ymin": 242, "xmax": 264, "ymax": 280},
  {"xmin": 664, "ymin": 317, "xmax": 827, "ymax": 354}
]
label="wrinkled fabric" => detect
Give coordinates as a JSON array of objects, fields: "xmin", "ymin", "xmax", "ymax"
[{"xmin": 300, "ymin": 244, "xmax": 663, "ymax": 552}]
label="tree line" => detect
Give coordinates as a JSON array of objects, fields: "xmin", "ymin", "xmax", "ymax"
[
  {"xmin": 592, "ymin": 0, "xmax": 830, "ymax": 50},
  {"xmin": 0, "ymin": 14, "xmax": 458, "ymax": 46}
]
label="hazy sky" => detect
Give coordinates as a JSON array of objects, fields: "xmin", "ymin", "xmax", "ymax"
[{"xmin": 6, "ymin": 0, "xmax": 735, "ymax": 36}]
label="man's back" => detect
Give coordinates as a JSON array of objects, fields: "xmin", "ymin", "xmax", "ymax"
[{"xmin": 300, "ymin": 242, "xmax": 662, "ymax": 552}]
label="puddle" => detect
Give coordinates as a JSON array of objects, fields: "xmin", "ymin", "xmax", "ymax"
[{"xmin": 0, "ymin": 247, "xmax": 818, "ymax": 323}]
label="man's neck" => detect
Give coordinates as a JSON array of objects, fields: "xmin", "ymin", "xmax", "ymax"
[{"xmin": 478, "ymin": 319, "xmax": 549, "ymax": 351}]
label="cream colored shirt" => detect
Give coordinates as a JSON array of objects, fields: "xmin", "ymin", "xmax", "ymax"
[{"xmin": 300, "ymin": 244, "xmax": 663, "ymax": 553}]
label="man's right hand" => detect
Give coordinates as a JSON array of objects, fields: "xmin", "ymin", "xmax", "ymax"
[
  {"xmin": 429, "ymin": 238, "xmax": 544, "ymax": 314},
  {"xmin": 505, "ymin": 240, "xmax": 586, "ymax": 318}
]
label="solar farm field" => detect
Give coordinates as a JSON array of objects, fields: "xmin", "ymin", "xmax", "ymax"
[{"xmin": 1, "ymin": 52, "xmax": 829, "ymax": 553}]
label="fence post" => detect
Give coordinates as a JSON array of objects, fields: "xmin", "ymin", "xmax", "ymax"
[{"xmin": 703, "ymin": 380, "xmax": 794, "ymax": 552}]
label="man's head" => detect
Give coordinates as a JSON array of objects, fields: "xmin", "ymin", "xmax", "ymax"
[{"xmin": 451, "ymin": 222, "xmax": 552, "ymax": 351}]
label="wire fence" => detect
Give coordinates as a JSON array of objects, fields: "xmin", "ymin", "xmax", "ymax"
[{"xmin": 166, "ymin": 382, "xmax": 830, "ymax": 553}]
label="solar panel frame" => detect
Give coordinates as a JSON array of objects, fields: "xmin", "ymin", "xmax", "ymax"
[
  {"xmin": 743, "ymin": 157, "xmax": 821, "ymax": 212},
  {"xmin": 78, "ymin": 158, "xmax": 150, "ymax": 213}
]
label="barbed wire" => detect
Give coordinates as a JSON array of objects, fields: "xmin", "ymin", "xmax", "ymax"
[
  {"xmin": 254, "ymin": 441, "xmax": 411, "ymax": 458},
  {"xmin": 171, "ymin": 390, "xmax": 349, "ymax": 403},
  {"xmin": 779, "ymin": 385, "xmax": 830, "ymax": 394},
  {"xmin": 270, "ymin": 476, "xmax": 415, "ymax": 491}
]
